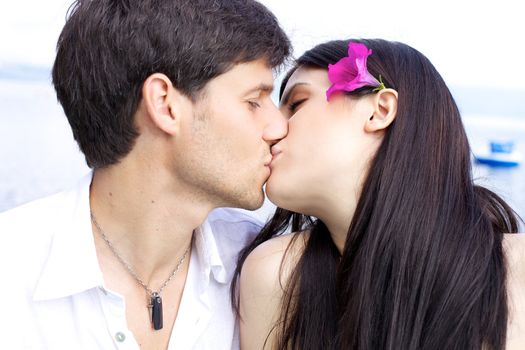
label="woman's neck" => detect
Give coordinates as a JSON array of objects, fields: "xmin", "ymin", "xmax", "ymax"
[{"xmin": 316, "ymin": 202, "xmax": 355, "ymax": 254}]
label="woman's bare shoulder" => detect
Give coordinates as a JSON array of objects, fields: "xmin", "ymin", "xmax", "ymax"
[
  {"xmin": 241, "ymin": 231, "xmax": 309, "ymax": 290},
  {"xmin": 503, "ymin": 233, "xmax": 525, "ymax": 266},
  {"xmin": 503, "ymin": 233, "xmax": 525, "ymax": 293},
  {"xmin": 239, "ymin": 232, "xmax": 310, "ymax": 349},
  {"xmin": 503, "ymin": 234, "xmax": 525, "ymax": 349}
]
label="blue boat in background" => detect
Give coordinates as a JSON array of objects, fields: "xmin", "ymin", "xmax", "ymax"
[{"xmin": 475, "ymin": 140, "xmax": 522, "ymax": 167}]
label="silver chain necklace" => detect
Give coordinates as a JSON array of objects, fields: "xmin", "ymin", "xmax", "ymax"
[{"xmin": 90, "ymin": 212, "xmax": 190, "ymax": 331}]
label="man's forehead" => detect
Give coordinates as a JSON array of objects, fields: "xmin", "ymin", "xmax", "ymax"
[
  {"xmin": 242, "ymin": 83, "xmax": 274, "ymax": 96},
  {"xmin": 209, "ymin": 59, "xmax": 275, "ymax": 92}
]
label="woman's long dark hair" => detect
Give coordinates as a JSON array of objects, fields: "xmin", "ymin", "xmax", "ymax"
[{"xmin": 232, "ymin": 39, "xmax": 521, "ymax": 349}]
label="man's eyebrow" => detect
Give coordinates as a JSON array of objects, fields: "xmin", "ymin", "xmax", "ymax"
[
  {"xmin": 280, "ymin": 82, "xmax": 309, "ymax": 107},
  {"xmin": 243, "ymin": 83, "xmax": 274, "ymax": 96}
]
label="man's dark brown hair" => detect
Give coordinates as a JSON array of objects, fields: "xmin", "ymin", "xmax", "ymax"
[{"xmin": 52, "ymin": 0, "xmax": 291, "ymax": 168}]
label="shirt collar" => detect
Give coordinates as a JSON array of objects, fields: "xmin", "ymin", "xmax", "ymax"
[
  {"xmin": 193, "ymin": 216, "xmax": 228, "ymax": 289},
  {"xmin": 33, "ymin": 171, "xmax": 228, "ymax": 301},
  {"xmin": 33, "ymin": 171, "xmax": 104, "ymax": 301}
]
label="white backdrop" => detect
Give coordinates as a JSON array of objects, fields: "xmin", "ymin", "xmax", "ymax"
[
  {"xmin": 0, "ymin": 0, "xmax": 524, "ymax": 221},
  {"xmin": 1, "ymin": 0, "xmax": 524, "ymax": 89}
]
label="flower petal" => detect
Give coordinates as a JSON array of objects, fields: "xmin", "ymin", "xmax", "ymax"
[
  {"xmin": 347, "ymin": 42, "xmax": 371, "ymax": 62},
  {"xmin": 327, "ymin": 57, "xmax": 358, "ymax": 84},
  {"xmin": 326, "ymin": 42, "xmax": 381, "ymax": 100}
]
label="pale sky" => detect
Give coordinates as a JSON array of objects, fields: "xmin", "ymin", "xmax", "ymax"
[{"xmin": 0, "ymin": 0, "xmax": 524, "ymax": 90}]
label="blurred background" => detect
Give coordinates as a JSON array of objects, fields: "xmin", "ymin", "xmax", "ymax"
[{"xmin": 0, "ymin": 0, "xmax": 524, "ymax": 227}]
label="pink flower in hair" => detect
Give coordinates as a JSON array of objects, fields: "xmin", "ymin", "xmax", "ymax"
[{"xmin": 326, "ymin": 42, "xmax": 383, "ymax": 100}]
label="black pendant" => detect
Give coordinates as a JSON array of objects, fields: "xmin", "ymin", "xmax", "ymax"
[{"xmin": 150, "ymin": 293, "xmax": 163, "ymax": 330}]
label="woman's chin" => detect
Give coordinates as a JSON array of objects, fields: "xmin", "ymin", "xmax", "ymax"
[
  {"xmin": 264, "ymin": 179, "xmax": 281, "ymax": 206},
  {"xmin": 265, "ymin": 182, "xmax": 300, "ymax": 213},
  {"xmin": 265, "ymin": 180, "xmax": 287, "ymax": 207}
]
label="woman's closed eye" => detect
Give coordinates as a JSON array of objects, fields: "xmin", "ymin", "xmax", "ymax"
[
  {"xmin": 247, "ymin": 100, "xmax": 261, "ymax": 110},
  {"xmin": 288, "ymin": 98, "xmax": 307, "ymax": 113}
]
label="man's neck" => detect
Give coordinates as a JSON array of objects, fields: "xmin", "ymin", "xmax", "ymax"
[{"xmin": 89, "ymin": 163, "xmax": 213, "ymax": 287}]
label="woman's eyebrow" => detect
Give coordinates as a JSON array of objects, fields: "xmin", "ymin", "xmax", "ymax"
[{"xmin": 280, "ymin": 82, "xmax": 309, "ymax": 107}]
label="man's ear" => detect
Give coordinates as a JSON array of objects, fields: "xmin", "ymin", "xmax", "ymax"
[
  {"xmin": 142, "ymin": 73, "xmax": 186, "ymax": 135},
  {"xmin": 365, "ymin": 88, "xmax": 398, "ymax": 133}
]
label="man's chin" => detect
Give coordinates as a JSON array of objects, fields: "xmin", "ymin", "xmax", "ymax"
[
  {"xmin": 216, "ymin": 189, "xmax": 264, "ymax": 211},
  {"xmin": 242, "ymin": 196, "xmax": 264, "ymax": 211},
  {"xmin": 236, "ymin": 190, "xmax": 265, "ymax": 211}
]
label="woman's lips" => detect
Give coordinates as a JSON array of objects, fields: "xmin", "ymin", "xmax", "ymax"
[
  {"xmin": 271, "ymin": 145, "xmax": 282, "ymax": 157},
  {"xmin": 269, "ymin": 150, "xmax": 282, "ymax": 168}
]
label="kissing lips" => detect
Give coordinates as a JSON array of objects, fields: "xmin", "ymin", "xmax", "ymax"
[{"xmin": 269, "ymin": 145, "xmax": 282, "ymax": 168}]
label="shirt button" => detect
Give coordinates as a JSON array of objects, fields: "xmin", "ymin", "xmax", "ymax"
[{"xmin": 115, "ymin": 332, "xmax": 126, "ymax": 342}]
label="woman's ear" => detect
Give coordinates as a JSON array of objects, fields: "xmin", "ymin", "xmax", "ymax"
[
  {"xmin": 142, "ymin": 73, "xmax": 183, "ymax": 135},
  {"xmin": 365, "ymin": 88, "xmax": 398, "ymax": 133}
]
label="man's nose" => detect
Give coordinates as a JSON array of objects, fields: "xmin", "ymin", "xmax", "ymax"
[{"xmin": 263, "ymin": 102, "xmax": 288, "ymax": 144}]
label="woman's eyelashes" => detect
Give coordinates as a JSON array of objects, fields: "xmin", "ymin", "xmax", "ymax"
[
  {"xmin": 288, "ymin": 98, "xmax": 307, "ymax": 113},
  {"xmin": 247, "ymin": 100, "xmax": 261, "ymax": 109}
]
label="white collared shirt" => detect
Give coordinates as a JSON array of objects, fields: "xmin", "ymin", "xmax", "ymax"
[{"xmin": 0, "ymin": 173, "xmax": 262, "ymax": 349}]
